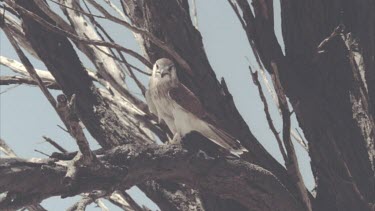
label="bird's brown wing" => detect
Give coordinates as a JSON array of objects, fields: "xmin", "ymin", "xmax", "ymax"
[
  {"xmin": 169, "ymin": 83, "xmax": 247, "ymax": 155},
  {"xmin": 168, "ymin": 83, "xmax": 208, "ymax": 119}
]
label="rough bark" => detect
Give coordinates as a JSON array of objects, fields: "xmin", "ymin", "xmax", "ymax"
[
  {"xmin": 230, "ymin": 0, "xmax": 375, "ymax": 210},
  {"xmin": 0, "ymin": 133, "xmax": 302, "ymax": 211}
]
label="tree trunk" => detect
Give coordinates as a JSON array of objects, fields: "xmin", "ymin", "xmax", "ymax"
[{"xmin": 231, "ymin": 0, "xmax": 375, "ymax": 210}]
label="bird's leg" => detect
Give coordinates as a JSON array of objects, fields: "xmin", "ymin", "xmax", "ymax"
[{"xmin": 169, "ymin": 132, "xmax": 182, "ymax": 144}]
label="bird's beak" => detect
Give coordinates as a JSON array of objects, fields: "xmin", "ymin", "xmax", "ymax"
[{"xmin": 160, "ymin": 69, "xmax": 169, "ymax": 77}]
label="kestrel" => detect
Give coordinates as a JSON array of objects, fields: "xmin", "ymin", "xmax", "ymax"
[{"xmin": 146, "ymin": 58, "xmax": 247, "ymax": 156}]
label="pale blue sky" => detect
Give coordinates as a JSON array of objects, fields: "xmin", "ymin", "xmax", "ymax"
[{"xmin": 0, "ymin": 1, "xmax": 313, "ymax": 210}]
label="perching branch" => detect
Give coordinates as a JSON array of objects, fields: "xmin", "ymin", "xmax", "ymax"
[{"xmin": 0, "ymin": 133, "xmax": 303, "ymax": 211}]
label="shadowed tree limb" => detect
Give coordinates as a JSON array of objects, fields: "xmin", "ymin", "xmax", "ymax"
[{"xmin": 0, "ymin": 133, "xmax": 303, "ymax": 211}]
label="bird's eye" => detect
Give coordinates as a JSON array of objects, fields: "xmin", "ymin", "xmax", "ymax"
[{"xmin": 168, "ymin": 65, "xmax": 173, "ymax": 71}]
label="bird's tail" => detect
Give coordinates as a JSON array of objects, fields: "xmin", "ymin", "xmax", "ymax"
[{"xmin": 207, "ymin": 124, "xmax": 248, "ymax": 157}]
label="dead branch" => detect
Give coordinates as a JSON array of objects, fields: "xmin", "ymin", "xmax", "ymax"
[
  {"xmin": 250, "ymin": 67, "xmax": 288, "ymax": 163},
  {"xmin": 85, "ymin": 0, "xmax": 193, "ymax": 76},
  {"xmin": 108, "ymin": 190, "xmax": 149, "ymax": 211},
  {"xmin": 4, "ymin": 0, "xmax": 153, "ymax": 68},
  {"xmin": 0, "ymin": 133, "xmax": 303, "ymax": 211},
  {"xmin": 3, "ymin": 29, "xmax": 72, "ymax": 131},
  {"xmin": 60, "ymin": 0, "xmax": 127, "ymax": 94},
  {"xmin": 42, "ymin": 136, "xmax": 67, "ymax": 153},
  {"xmin": 271, "ymin": 62, "xmax": 312, "ymax": 211},
  {"xmin": 0, "ymin": 138, "xmax": 17, "ymax": 157},
  {"xmin": 56, "ymin": 94, "xmax": 95, "ymax": 166},
  {"xmin": 0, "ymin": 75, "xmax": 60, "ymax": 89}
]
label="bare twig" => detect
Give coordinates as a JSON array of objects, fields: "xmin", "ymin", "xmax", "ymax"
[
  {"xmin": 61, "ymin": 0, "xmax": 126, "ymax": 93},
  {"xmin": 67, "ymin": 191, "xmax": 107, "ymax": 211},
  {"xmin": 89, "ymin": 43, "xmax": 150, "ymax": 76},
  {"xmin": 3, "ymin": 28, "xmax": 71, "ymax": 130},
  {"xmin": 0, "ymin": 9, "xmax": 39, "ymax": 58},
  {"xmin": 6, "ymin": 1, "xmax": 150, "ymax": 114},
  {"xmin": 42, "ymin": 136, "xmax": 68, "ymax": 153},
  {"xmin": 252, "ymin": 63, "xmax": 308, "ymax": 152},
  {"xmin": 101, "ymin": 0, "xmax": 126, "ymax": 19},
  {"xmin": 0, "ymin": 75, "xmax": 60, "ymax": 89},
  {"xmin": 46, "ymin": 0, "xmax": 104, "ymax": 19},
  {"xmin": 56, "ymin": 94, "xmax": 95, "ymax": 165},
  {"xmin": 249, "ymin": 67, "xmax": 288, "ymax": 163},
  {"xmin": 34, "ymin": 149, "xmax": 50, "ymax": 157},
  {"xmin": 85, "ymin": 0, "xmax": 193, "ymax": 76},
  {"xmin": 0, "ymin": 84, "xmax": 21, "ymax": 95},
  {"xmin": 295, "ymin": 128, "xmax": 308, "ymax": 151},
  {"xmin": 95, "ymin": 199, "xmax": 109, "ymax": 211},
  {"xmin": 82, "ymin": 9, "xmax": 147, "ymax": 95},
  {"xmin": 5, "ymin": 1, "xmax": 152, "ymax": 68},
  {"xmin": 66, "ymin": 195, "xmax": 94, "ymax": 211},
  {"xmin": 57, "ymin": 125, "xmax": 69, "ymax": 133},
  {"xmin": 108, "ymin": 190, "xmax": 148, "ymax": 211},
  {"xmin": 0, "ymin": 138, "xmax": 17, "ymax": 157},
  {"xmin": 271, "ymin": 62, "xmax": 312, "ymax": 211}
]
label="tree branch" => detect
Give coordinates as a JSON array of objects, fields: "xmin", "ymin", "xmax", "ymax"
[
  {"xmin": 108, "ymin": 190, "xmax": 149, "ymax": 211},
  {"xmin": 0, "ymin": 133, "xmax": 303, "ymax": 211},
  {"xmin": 0, "ymin": 75, "xmax": 60, "ymax": 89},
  {"xmin": 250, "ymin": 67, "xmax": 288, "ymax": 163},
  {"xmin": 271, "ymin": 62, "xmax": 312, "ymax": 211}
]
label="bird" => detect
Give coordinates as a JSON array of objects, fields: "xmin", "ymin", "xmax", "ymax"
[{"xmin": 146, "ymin": 58, "xmax": 248, "ymax": 157}]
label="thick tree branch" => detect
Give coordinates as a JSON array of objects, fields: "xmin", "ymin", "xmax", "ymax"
[{"xmin": 0, "ymin": 133, "xmax": 303, "ymax": 211}]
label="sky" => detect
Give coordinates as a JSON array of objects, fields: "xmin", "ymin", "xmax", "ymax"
[{"xmin": 0, "ymin": 0, "xmax": 314, "ymax": 210}]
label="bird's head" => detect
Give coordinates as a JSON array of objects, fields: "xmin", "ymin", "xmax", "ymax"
[{"xmin": 152, "ymin": 58, "xmax": 177, "ymax": 79}]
